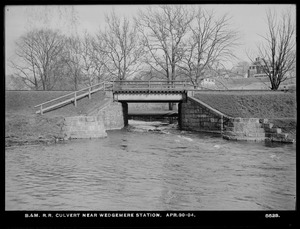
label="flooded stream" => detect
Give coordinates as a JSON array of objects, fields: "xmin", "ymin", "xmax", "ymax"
[{"xmin": 5, "ymin": 120, "xmax": 296, "ymax": 210}]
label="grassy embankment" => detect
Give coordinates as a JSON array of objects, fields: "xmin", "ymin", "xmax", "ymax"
[
  {"xmin": 5, "ymin": 91, "xmax": 107, "ymax": 146},
  {"xmin": 215, "ymin": 77, "xmax": 271, "ymax": 90},
  {"xmin": 214, "ymin": 77, "xmax": 295, "ymax": 90},
  {"xmin": 5, "ymin": 84, "xmax": 297, "ymax": 146},
  {"xmin": 193, "ymin": 91, "xmax": 297, "ymax": 140}
]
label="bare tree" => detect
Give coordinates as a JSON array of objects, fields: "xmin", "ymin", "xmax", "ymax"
[
  {"xmin": 10, "ymin": 29, "xmax": 67, "ymax": 90},
  {"xmin": 64, "ymin": 36, "xmax": 83, "ymax": 90},
  {"xmin": 89, "ymin": 34, "xmax": 110, "ymax": 83},
  {"xmin": 80, "ymin": 32, "xmax": 98, "ymax": 86},
  {"xmin": 64, "ymin": 33, "xmax": 106, "ymax": 89},
  {"xmin": 256, "ymin": 9, "xmax": 296, "ymax": 90},
  {"xmin": 136, "ymin": 5, "xmax": 195, "ymax": 82},
  {"xmin": 98, "ymin": 11, "xmax": 143, "ymax": 81},
  {"xmin": 178, "ymin": 8, "xmax": 239, "ymax": 87}
]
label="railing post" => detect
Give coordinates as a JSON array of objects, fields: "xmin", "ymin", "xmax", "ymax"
[
  {"xmin": 88, "ymin": 87, "xmax": 91, "ymax": 99},
  {"xmin": 103, "ymin": 82, "xmax": 106, "ymax": 91},
  {"xmin": 220, "ymin": 115, "xmax": 224, "ymax": 133},
  {"xmin": 74, "ymin": 92, "xmax": 77, "ymax": 107},
  {"xmin": 40, "ymin": 105, "xmax": 43, "ymax": 115}
]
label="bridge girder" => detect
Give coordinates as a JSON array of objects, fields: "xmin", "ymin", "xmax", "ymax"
[{"xmin": 113, "ymin": 90, "xmax": 187, "ymax": 103}]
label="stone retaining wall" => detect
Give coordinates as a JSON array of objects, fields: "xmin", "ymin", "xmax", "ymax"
[
  {"xmin": 180, "ymin": 97, "xmax": 223, "ymax": 133},
  {"xmin": 222, "ymin": 117, "xmax": 294, "ymax": 143},
  {"xmin": 181, "ymin": 96, "xmax": 294, "ymax": 143},
  {"xmin": 62, "ymin": 99, "xmax": 124, "ymax": 140},
  {"xmin": 91, "ymin": 100, "xmax": 124, "ymax": 130},
  {"xmin": 62, "ymin": 116, "xmax": 107, "ymax": 140},
  {"xmin": 260, "ymin": 118, "xmax": 294, "ymax": 143},
  {"xmin": 223, "ymin": 118, "xmax": 265, "ymax": 141}
]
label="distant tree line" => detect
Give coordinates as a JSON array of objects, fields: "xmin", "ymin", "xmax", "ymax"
[{"xmin": 9, "ymin": 5, "xmax": 295, "ymax": 91}]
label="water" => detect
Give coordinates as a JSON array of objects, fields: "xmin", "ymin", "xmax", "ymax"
[{"xmin": 5, "ymin": 120, "xmax": 296, "ymax": 210}]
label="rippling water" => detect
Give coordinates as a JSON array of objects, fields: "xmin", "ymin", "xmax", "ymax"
[{"xmin": 5, "ymin": 120, "xmax": 296, "ymax": 210}]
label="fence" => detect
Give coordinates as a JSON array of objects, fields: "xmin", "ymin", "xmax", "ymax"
[
  {"xmin": 34, "ymin": 81, "xmax": 113, "ymax": 114},
  {"xmin": 112, "ymin": 80, "xmax": 194, "ymax": 91}
]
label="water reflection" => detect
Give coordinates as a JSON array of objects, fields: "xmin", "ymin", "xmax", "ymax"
[{"xmin": 5, "ymin": 120, "xmax": 296, "ymax": 210}]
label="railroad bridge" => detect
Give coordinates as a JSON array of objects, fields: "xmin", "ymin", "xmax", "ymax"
[
  {"xmin": 112, "ymin": 80, "xmax": 189, "ymax": 103},
  {"xmin": 35, "ymin": 80, "xmax": 192, "ymax": 114},
  {"xmin": 34, "ymin": 80, "xmax": 226, "ymax": 135},
  {"xmin": 34, "ymin": 80, "xmax": 293, "ymax": 142}
]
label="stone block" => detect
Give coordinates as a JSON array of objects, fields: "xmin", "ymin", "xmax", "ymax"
[
  {"xmin": 235, "ymin": 132, "xmax": 247, "ymax": 137},
  {"xmin": 265, "ymin": 127, "xmax": 281, "ymax": 133},
  {"xmin": 234, "ymin": 117, "xmax": 243, "ymax": 122},
  {"xmin": 276, "ymin": 133, "xmax": 288, "ymax": 138},
  {"xmin": 223, "ymin": 131, "xmax": 237, "ymax": 136},
  {"xmin": 78, "ymin": 116, "xmax": 85, "ymax": 122},
  {"xmin": 223, "ymin": 135, "xmax": 238, "ymax": 141},
  {"xmin": 263, "ymin": 123, "xmax": 274, "ymax": 129},
  {"xmin": 75, "ymin": 125, "xmax": 86, "ymax": 130},
  {"xmin": 203, "ymin": 122, "xmax": 210, "ymax": 127},
  {"xmin": 226, "ymin": 122, "xmax": 235, "ymax": 127},
  {"xmin": 259, "ymin": 118, "xmax": 269, "ymax": 124},
  {"xmin": 275, "ymin": 128, "xmax": 282, "ymax": 134},
  {"xmin": 255, "ymin": 128, "xmax": 265, "ymax": 133},
  {"xmin": 233, "ymin": 123, "xmax": 245, "ymax": 132},
  {"xmin": 247, "ymin": 132, "xmax": 266, "ymax": 138},
  {"xmin": 88, "ymin": 125, "xmax": 96, "ymax": 131},
  {"xmin": 224, "ymin": 126, "xmax": 234, "ymax": 132},
  {"xmin": 242, "ymin": 136, "xmax": 265, "ymax": 141},
  {"xmin": 65, "ymin": 117, "xmax": 80, "ymax": 125},
  {"xmin": 96, "ymin": 115, "xmax": 104, "ymax": 122},
  {"xmin": 283, "ymin": 138, "xmax": 295, "ymax": 143},
  {"xmin": 265, "ymin": 133, "xmax": 273, "ymax": 138},
  {"xmin": 248, "ymin": 118, "xmax": 260, "ymax": 123},
  {"xmin": 86, "ymin": 116, "xmax": 96, "ymax": 122},
  {"xmin": 256, "ymin": 133, "xmax": 266, "ymax": 138}
]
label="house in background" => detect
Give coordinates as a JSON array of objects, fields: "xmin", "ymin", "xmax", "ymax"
[
  {"xmin": 248, "ymin": 57, "xmax": 268, "ymax": 78},
  {"xmin": 200, "ymin": 77, "xmax": 216, "ymax": 87}
]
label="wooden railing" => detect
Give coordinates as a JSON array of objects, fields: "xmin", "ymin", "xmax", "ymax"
[
  {"xmin": 34, "ymin": 80, "xmax": 198, "ymax": 115},
  {"xmin": 112, "ymin": 80, "xmax": 194, "ymax": 91},
  {"xmin": 34, "ymin": 81, "xmax": 113, "ymax": 114}
]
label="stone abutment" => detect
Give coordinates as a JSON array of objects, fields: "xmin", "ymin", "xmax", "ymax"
[
  {"xmin": 180, "ymin": 97, "xmax": 294, "ymax": 143},
  {"xmin": 62, "ymin": 97, "xmax": 125, "ymax": 140},
  {"xmin": 61, "ymin": 93, "xmax": 294, "ymax": 143}
]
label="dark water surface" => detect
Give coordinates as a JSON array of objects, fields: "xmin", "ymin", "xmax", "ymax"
[{"xmin": 5, "ymin": 120, "xmax": 296, "ymax": 210}]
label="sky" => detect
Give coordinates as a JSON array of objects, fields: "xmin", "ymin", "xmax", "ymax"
[{"xmin": 4, "ymin": 4, "xmax": 296, "ymax": 75}]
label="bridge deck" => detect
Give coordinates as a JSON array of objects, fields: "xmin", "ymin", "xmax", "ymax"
[
  {"xmin": 113, "ymin": 89, "xmax": 187, "ymax": 94},
  {"xmin": 34, "ymin": 80, "xmax": 192, "ymax": 114},
  {"xmin": 128, "ymin": 110, "xmax": 178, "ymax": 116}
]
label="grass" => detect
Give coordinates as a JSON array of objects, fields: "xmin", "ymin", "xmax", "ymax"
[
  {"xmin": 214, "ymin": 77, "xmax": 295, "ymax": 90},
  {"xmin": 5, "ymin": 88, "xmax": 297, "ymax": 146},
  {"xmin": 193, "ymin": 91, "xmax": 296, "ymax": 118},
  {"xmin": 193, "ymin": 90, "xmax": 297, "ymax": 140},
  {"xmin": 215, "ymin": 77, "xmax": 271, "ymax": 89},
  {"xmin": 5, "ymin": 90, "xmax": 107, "ymax": 146},
  {"xmin": 5, "ymin": 90, "xmax": 107, "ymax": 117}
]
